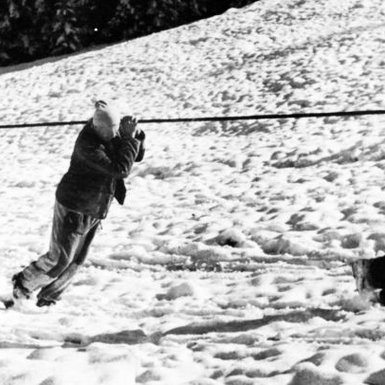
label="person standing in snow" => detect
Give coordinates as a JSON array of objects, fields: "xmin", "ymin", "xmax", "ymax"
[{"xmin": 10, "ymin": 100, "xmax": 145, "ymax": 307}]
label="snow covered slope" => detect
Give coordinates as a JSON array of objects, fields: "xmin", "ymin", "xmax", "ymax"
[{"xmin": 0, "ymin": 0, "xmax": 385, "ymax": 384}]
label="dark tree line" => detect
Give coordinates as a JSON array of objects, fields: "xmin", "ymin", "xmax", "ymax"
[{"xmin": 0, "ymin": 0, "xmax": 256, "ymax": 66}]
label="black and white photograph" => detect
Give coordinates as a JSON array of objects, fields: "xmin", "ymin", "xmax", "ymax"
[{"xmin": 0, "ymin": 0, "xmax": 385, "ymax": 384}]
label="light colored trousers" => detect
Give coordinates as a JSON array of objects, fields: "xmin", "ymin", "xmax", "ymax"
[{"xmin": 20, "ymin": 201, "xmax": 100, "ymax": 302}]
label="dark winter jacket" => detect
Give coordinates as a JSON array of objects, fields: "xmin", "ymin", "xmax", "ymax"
[{"xmin": 56, "ymin": 120, "xmax": 145, "ymax": 219}]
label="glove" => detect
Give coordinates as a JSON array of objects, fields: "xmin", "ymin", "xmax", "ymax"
[
  {"xmin": 135, "ymin": 129, "xmax": 146, "ymax": 162},
  {"xmin": 135, "ymin": 128, "xmax": 145, "ymax": 141},
  {"xmin": 119, "ymin": 115, "xmax": 138, "ymax": 138}
]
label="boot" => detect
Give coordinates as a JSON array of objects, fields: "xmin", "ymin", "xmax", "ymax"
[{"xmin": 36, "ymin": 297, "xmax": 56, "ymax": 307}]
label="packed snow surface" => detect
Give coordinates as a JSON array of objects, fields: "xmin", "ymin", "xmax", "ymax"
[{"xmin": 1, "ymin": 0, "xmax": 385, "ymax": 383}]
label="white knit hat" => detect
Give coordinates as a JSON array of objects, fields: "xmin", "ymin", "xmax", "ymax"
[{"xmin": 92, "ymin": 100, "xmax": 120, "ymax": 129}]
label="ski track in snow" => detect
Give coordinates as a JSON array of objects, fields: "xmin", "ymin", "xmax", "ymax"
[{"xmin": 0, "ymin": 0, "xmax": 385, "ymax": 384}]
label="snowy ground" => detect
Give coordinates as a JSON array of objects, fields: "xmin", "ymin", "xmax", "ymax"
[{"xmin": 1, "ymin": 0, "xmax": 385, "ymax": 383}]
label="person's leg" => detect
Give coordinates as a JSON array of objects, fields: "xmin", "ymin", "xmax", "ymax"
[
  {"xmin": 36, "ymin": 216, "xmax": 99, "ymax": 305},
  {"xmin": 13, "ymin": 201, "xmax": 86, "ymax": 298},
  {"xmin": 366, "ymin": 256, "xmax": 385, "ymax": 288},
  {"xmin": 351, "ymin": 256, "xmax": 385, "ymax": 306}
]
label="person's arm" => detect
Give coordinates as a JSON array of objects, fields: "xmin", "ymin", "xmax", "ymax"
[{"xmin": 74, "ymin": 117, "xmax": 139, "ymax": 178}]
